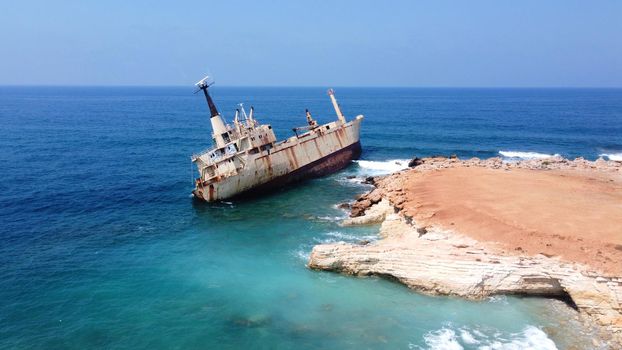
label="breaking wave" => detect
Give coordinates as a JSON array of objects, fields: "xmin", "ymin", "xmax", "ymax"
[
  {"xmin": 335, "ymin": 176, "xmax": 369, "ymax": 186},
  {"xmin": 498, "ymin": 151, "xmax": 560, "ymax": 160},
  {"xmin": 419, "ymin": 328, "xmax": 463, "ymax": 350},
  {"xmin": 354, "ymin": 159, "xmax": 410, "ymax": 175},
  {"xmin": 315, "ymin": 215, "xmax": 347, "ymax": 222},
  {"xmin": 313, "ymin": 231, "xmax": 377, "ymax": 244},
  {"xmin": 486, "ymin": 295, "xmax": 509, "ymax": 305},
  {"xmin": 292, "ymin": 231, "xmax": 377, "ymax": 263},
  {"xmin": 599, "ymin": 152, "xmax": 622, "ymax": 161},
  {"xmin": 412, "ymin": 325, "xmax": 557, "ymax": 350},
  {"xmin": 325, "ymin": 231, "xmax": 377, "ymax": 242}
]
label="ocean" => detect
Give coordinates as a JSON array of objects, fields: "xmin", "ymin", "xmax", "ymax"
[{"xmin": 1, "ymin": 87, "xmax": 621, "ymax": 349}]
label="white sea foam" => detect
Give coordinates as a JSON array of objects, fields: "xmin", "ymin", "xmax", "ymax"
[
  {"xmin": 416, "ymin": 325, "xmax": 557, "ymax": 350},
  {"xmin": 354, "ymin": 159, "xmax": 410, "ymax": 175},
  {"xmin": 294, "ymin": 231, "xmax": 376, "ymax": 262},
  {"xmin": 422, "ymin": 328, "xmax": 463, "ymax": 350},
  {"xmin": 325, "ymin": 231, "xmax": 377, "ymax": 242},
  {"xmin": 487, "ymin": 295, "xmax": 509, "ymax": 305},
  {"xmin": 332, "ymin": 203, "xmax": 353, "ymax": 216},
  {"xmin": 316, "ymin": 215, "xmax": 347, "ymax": 222},
  {"xmin": 311, "ymin": 231, "xmax": 378, "ymax": 245},
  {"xmin": 293, "ymin": 248, "xmax": 310, "ymax": 262},
  {"xmin": 599, "ymin": 152, "xmax": 622, "ymax": 161},
  {"xmin": 478, "ymin": 326, "xmax": 558, "ymax": 350},
  {"xmin": 499, "ymin": 151, "xmax": 560, "ymax": 160},
  {"xmin": 460, "ymin": 329, "xmax": 479, "ymax": 345},
  {"xmin": 335, "ymin": 176, "xmax": 369, "ymax": 186}
]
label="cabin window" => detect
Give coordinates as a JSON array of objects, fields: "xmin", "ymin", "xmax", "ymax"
[
  {"xmin": 206, "ymin": 166, "xmax": 215, "ymax": 178},
  {"xmin": 326, "ymin": 125, "xmax": 330, "ymax": 130},
  {"xmin": 222, "ymin": 132, "xmax": 231, "ymax": 143}
]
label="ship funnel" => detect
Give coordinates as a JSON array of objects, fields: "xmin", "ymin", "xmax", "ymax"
[
  {"xmin": 195, "ymin": 75, "xmax": 228, "ymax": 147},
  {"xmin": 327, "ymin": 88, "xmax": 346, "ymax": 124}
]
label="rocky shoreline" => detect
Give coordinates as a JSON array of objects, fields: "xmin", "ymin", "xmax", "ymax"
[{"xmin": 308, "ymin": 156, "xmax": 622, "ymax": 346}]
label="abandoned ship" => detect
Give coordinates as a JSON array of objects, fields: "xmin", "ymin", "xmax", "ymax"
[{"xmin": 190, "ymin": 76, "xmax": 364, "ymax": 202}]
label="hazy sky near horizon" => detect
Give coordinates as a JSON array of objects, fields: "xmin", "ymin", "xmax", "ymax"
[{"xmin": 2, "ymin": 1, "xmax": 621, "ymax": 87}]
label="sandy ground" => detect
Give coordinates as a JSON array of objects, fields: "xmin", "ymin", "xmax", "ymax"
[{"xmin": 396, "ymin": 167, "xmax": 622, "ymax": 275}]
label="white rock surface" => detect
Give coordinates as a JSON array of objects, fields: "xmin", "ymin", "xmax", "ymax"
[{"xmin": 309, "ymin": 201, "xmax": 622, "ymax": 345}]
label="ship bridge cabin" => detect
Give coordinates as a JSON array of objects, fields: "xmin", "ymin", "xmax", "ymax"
[
  {"xmin": 192, "ymin": 106, "xmax": 277, "ymax": 183},
  {"xmin": 190, "ymin": 76, "xmax": 280, "ymax": 184}
]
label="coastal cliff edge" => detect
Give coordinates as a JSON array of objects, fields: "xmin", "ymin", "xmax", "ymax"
[{"xmin": 308, "ymin": 156, "xmax": 622, "ymax": 346}]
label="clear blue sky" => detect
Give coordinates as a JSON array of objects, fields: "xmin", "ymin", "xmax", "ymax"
[{"xmin": 2, "ymin": 1, "xmax": 621, "ymax": 87}]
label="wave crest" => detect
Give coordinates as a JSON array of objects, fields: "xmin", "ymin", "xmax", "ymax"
[
  {"xmin": 599, "ymin": 152, "xmax": 622, "ymax": 161},
  {"xmin": 414, "ymin": 325, "xmax": 557, "ymax": 350},
  {"xmin": 292, "ymin": 231, "xmax": 377, "ymax": 263},
  {"xmin": 354, "ymin": 159, "xmax": 410, "ymax": 175},
  {"xmin": 499, "ymin": 151, "xmax": 560, "ymax": 160}
]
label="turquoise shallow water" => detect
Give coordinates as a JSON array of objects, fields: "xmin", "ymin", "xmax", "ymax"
[{"xmin": 1, "ymin": 87, "xmax": 620, "ymax": 349}]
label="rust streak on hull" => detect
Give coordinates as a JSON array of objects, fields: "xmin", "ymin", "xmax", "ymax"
[
  {"xmin": 228, "ymin": 141, "xmax": 361, "ymax": 200},
  {"xmin": 190, "ymin": 85, "xmax": 363, "ymax": 202}
]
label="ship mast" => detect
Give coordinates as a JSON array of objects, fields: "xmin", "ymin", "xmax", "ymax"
[{"xmin": 196, "ymin": 76, "xmax": 229, "ymax": 148}]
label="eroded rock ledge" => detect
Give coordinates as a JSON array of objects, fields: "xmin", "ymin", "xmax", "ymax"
[{"xmin": 309, "ymin": 156, "xmax": 622, "ymax": 345}]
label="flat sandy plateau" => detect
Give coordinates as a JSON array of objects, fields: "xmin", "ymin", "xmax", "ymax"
[{"xmin": 395, "ymin": 166, "xmax": 622, "ymax": 275}]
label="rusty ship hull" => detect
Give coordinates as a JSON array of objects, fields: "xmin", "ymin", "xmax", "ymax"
[
  {"xmin": 241, "ymin": 140, "xmax": 362, "ymax": 198},
  {"xmin": 190, "ymin": 78, "xmax": 363, "ymax": 202},
  {"xmin": 193, "ymin": 117, "xmax": 362, "ymax": 202}
]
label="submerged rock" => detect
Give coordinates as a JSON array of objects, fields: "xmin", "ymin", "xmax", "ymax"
[
  {"xmin": 337, "ymin": 202, "xmax": 351, "ymax": 210},
  {"xmin": 363, "ymin": 176, "xmax": 376, "ymax": 185},
  {"xmin": 229, "ymin": 314, "xmax": 272, "ymax": 328},
  {"xmin": 408, "ymin": 156, "xmax": 424, "ymax": 168}
]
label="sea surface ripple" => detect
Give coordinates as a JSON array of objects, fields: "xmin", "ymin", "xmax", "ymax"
[{"xmin": 1, "ymin": 87, "xmax": 620, "ymax": 349}]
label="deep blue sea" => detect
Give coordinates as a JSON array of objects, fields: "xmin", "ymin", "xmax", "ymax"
[{"xmin": 1, "ymin": 87, "xmax": 621, "ymax": 349}]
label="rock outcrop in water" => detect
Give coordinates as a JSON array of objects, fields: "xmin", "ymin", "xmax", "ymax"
[{"xmin": 309, "ymin": 156, "xmax": 622, "ymax": 345}]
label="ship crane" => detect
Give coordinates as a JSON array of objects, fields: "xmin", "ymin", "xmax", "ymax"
[{"xmin": 328, "ymin": 88, "xmax": 347, "ymax": 124}]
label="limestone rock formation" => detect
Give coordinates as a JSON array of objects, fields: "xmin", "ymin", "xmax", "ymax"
[{"xmin": 309, "ymin": 155, "xmax": 622, "ymax": 345}]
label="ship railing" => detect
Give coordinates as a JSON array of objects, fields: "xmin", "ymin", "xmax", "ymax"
[
  {"xmin": 191, "ymin": 146, "xmax": 218, "ymax": 162},
  {"xmin": 192, "ymin": 144, "xmax": 238, "ymax": 164}
]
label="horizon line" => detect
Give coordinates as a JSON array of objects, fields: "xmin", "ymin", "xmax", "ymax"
[{"xmin": 1, "ymin": 84, "xmax": 622, "ymax": 89}]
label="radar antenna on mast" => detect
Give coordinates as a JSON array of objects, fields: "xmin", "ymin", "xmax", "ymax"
[
  {"xmin": 194, "ymin": 75, "xmax": 219, "ymax": 118},
  {"xmin": 195, "ymin": 75, "xmax": 214, "ymax": 91}
]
